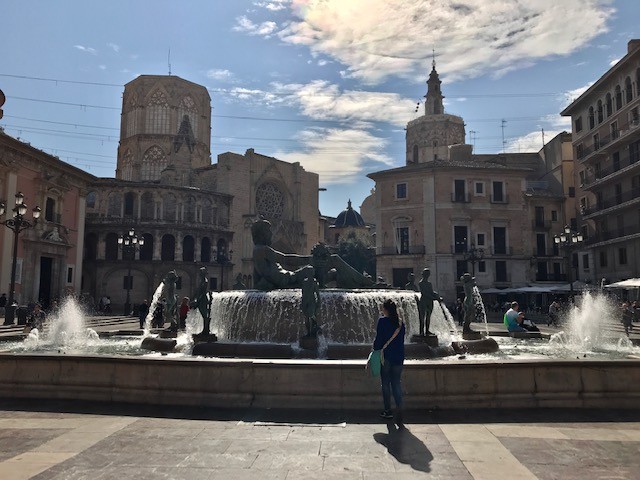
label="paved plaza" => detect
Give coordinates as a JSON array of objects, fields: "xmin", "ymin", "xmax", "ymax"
[{"xmin": 0, "ymin": 401, "xmax": 638, "ymax": 480}]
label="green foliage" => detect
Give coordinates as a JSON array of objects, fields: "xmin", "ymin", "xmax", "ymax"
[{"xmin": 336, "ymin": 231, "xmax": 376, "ymax": 276}]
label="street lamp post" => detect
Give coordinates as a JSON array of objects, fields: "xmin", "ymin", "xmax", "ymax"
[
  {"xmin": 213, "ymin": 248, "xmax": 233, "ymax": 292},
  {"xmin": 463, "ymin": 243, "xmax": 484, "ymax": 276},
  {"xmin": 118, "ymin": 228, "xmax": 144, "ymax": 316},
  {"xmin": 0, "ymin": 192, "xmax": 41, "ymax": 325},
  {"xmin": 553, "ymin": 225, "xmax": 583, "ymax": 300}
]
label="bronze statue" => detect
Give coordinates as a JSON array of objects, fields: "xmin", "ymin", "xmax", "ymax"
[
  {"xmin": 163, "ymin": 270, "xmax": 179, "ymax": 332},
  {"xmin": 301, "ymin": 275, "xmax": 321, "ymax": 337},
  {"xmin": 404, "ymin": 272, "xmax": 419, "ymax": 291},
  {"xmin": 251, "ymin": 219, "xmax": 374, "ymax": 291},
  {"xmin": 460, "ymin": 272, "xmax": 480, "ymax": 338},
  {"xmin": 417, "ymin": 268, "xmax": 441, "ymax": 336},
  {"xmin": 232, "ymin": 273, "xmax": 247, "ymax": 290},
  {"xmin": 192, "ymin": 267, "xmax": 213, "ymax": 336}
]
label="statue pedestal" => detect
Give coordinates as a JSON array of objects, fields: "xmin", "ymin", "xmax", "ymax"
[
  {"xmin": 462, "ymin": 330, "xmax": 483, "ymax": 340},
  {"xmin": 410, "ymin": 334, "xmax": 438, "ymax": 347},
  {"xmin": 192, "ymin": 332, "xmax": 218, "ymax": 343},
  {"xmin": 299, "ymin": 335, "xmax": 319, "ymax": 351}
]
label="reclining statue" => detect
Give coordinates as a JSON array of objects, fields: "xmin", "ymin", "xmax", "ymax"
[{"xmin": 251, "ymin": 219, "xmax": 374, "ymax": 291}]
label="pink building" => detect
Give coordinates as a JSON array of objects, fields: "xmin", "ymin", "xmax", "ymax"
[{"xmin": 0, "ymin": 131, "xmax": 95, "ymax": 309}]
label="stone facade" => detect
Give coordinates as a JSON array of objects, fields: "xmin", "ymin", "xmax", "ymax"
[
  {"xmin": 368, "ymin": 65, "xmax": 564, "ymax": 301},
  {"xmin": 0, "ymin": 132, "xmax": 95, "ymax": 307},
  {"xmin": 562, "ymin": 39, "xmax": 640, "ymax": 284},
  {"xmin": 84, "ymin": 75, "xmax": 319, "ymax": 312}
]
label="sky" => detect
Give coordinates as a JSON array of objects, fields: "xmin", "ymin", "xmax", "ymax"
[{"xmin": 0, "ymin": 0, "xmax": 638, "ymax": 217}]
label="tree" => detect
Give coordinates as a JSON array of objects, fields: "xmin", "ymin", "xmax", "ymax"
[{"xmin": 336, "ymin": 231, "xmax": 376, "ymax": 277}]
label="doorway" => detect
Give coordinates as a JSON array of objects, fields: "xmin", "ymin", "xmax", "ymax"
[{"xmin": 38, "ymin": 257, "xmax": 53, "ymax": 309}]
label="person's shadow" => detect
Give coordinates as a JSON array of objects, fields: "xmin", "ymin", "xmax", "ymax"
[{"xmin": 373, "ymin": 422, "xmax": 433, "ymax": 472}]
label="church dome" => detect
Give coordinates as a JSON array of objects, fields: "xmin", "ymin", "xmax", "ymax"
[{"xmin": 334, "ymin": 199, "xmax": 365, "ymax": 228}]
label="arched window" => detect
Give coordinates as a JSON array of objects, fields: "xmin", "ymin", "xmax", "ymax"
[
  {"xmin": 140, "ymin": 192, "xmax": 154, "ymax": 220},
  {"xmin": 185, "ymin": 196, "xmax": 196, "ymax": 223},
  {"xmin": 182, "ymin": 235, "xmax": 195, "ymax": 262},
  {"xmin": 177, "ymin": 96, "xmax": 199, "ymax": 140},
  {"xmin": 86, "ymin": 191, "xmax": 97, "ymax": 209},
  {"xmin": 597, "ymin": 100, "xmax": 603, "ymax": 124},
  {"xmin": 202, "ymin": 199, "xmax": 213, "ymax": 224},
  {"xmin": 140, "ymin": 233, "xmax": 153, "ymax": 261},
  {"xmin": 124, "ymin": 192, "xmax": 136, "ymax": 217},
  {"xmin": 107, "ymin": 192, "xmax": 121, "ymax": 217},
  {"xmin": 588, "ymin": 106, "xmax": 595, "ymax": 129},
  {"xmin": 625, "ymin": 76, "xmax": 633, "ymax": 103},
  {"xmin": 105, "ymin": 232, "xmax": 119, "ymax": 261},
  {"xmin": 201, "ymin": 237, "xmax": 211, "ymax": 263},
  {"xmin": 45, "ymin": 197, "xmax": 55, "ymax": 222},
  {"xmin": 84, "ymin": 233, "xmax": 98, "ymax": 260},
  {"xmin": 615, "ymin": 85, "xmax": 622, "ymax": 110},
  {"xmin": 125, "ymin": 93, "xmax": 139, "ymax": 138},
  {"xmin": 163, "ymin": 193, "xmax": 176, "ymax": 221},
  {"xmin": 120, "ymin": 149, "xmax": 133, "ymax": 181},
  {"xmin": 161, "ymin": 235, "xmax": 175, "ymax": 261},
  {"xmin": 605, "ymin": 93, "xmax": 612, "ymax": 117},
  {"xmin": 216, "ymin": 238, "xmax": 228, "ymax": 261},
  {"xmin": 141, "ymin": 146, "xmax": 167, "ymax": 181},
  {"xmin": 412, "ymin": 145, "xmax": 418, "ymax": 163},
  {"xmin": 145, "ymin": 90, "xmax": 170, "ymax": 134}
]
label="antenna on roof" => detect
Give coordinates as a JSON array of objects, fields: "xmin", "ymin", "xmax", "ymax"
[{"xmin": 168, "ymin": 48, "xmax": 172, "ymax": 75}]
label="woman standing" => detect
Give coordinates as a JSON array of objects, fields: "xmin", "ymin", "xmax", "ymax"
[{"xmin": 373, "ymin": 299, "xmax": 405, "ymax": 423}]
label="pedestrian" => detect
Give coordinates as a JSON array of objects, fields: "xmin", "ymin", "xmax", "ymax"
[
  {"xmin": 24, "ymin": 303, "xmax": 45, "ymax": 333},
  {"xmin": 152, "ymin": 300, "xmax": 165, "ymax": 328},
  {"xmin": 103, "ymin": 296, "xmax": 112, "ymax": 314},
  {"xmin": 548, "ymin": 301, "xmax": 560, "ymax": 327},
  {"xmin": 622, "ymin": 301, "xmax": 633, "ymax": 336},
  {"xmin": 455, "ymin": 298, "xmax": 464, "ymax": 326},
  {"xmin": 179, "ymin": 297, "xmax": 190, "ymax": 330},
  {"xmin": 372, "ymin": 298, "xmax": 405, "ymax": 425},
  {"xmin": 504, "ymin": 301, "xmax": 527, "ymax": 333},
  {"xmin": 138, "ymin": 300, "xmax": 149, "ymax": 329}
]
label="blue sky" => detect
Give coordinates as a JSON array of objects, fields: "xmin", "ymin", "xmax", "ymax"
[{"xmin": 0, "ymin": 0, "xmax": 638, "ymax": 216}]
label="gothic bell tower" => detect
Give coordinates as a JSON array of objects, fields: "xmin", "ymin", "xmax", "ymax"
[{"xmin": 405, "ymin": 59, "xmax": 466, "ymax": 164}]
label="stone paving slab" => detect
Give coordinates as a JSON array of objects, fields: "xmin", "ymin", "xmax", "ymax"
[{"xmin": 0, "ymin": 401, "xmax": 638, "ymax": 479}]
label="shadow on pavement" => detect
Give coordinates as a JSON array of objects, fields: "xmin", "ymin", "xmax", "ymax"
[{"xmin": 374, "ymin": 422, "xmax": 433, "ymax": 472}]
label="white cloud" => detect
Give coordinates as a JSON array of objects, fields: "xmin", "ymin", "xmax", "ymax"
[
  {"xmin": 292, "ymin": 80, "xmax": 416, "ymax": 127},
  {"xmin": 541, "ymin": 114, "xmax": 571, "ymax": 130},
  {"xmin": 253, "ymin": 0, "xmax": 288, "ymax": 11},
  {"xmin": 233, "ymin": 15, "xmax": 277, "ymax": 36},
  {"xmin": 317, "ymin": 59, "xmax": 328, "ymax": 66},
  {"xmin": 74, "ymin": 45, "xmax": 97, "ymax": 55},
  {"xmin": 275, "ymin": 128, "xmax": 393, "ymax": 184},
  {"xmin": 505, "ymin": 129, "xmax": 564, "ymax": 153},
  {"xmin": 562, "ymin": 81, "xmax": 596, "ymax": 106},
  {"xmin": 273, "ymin": 0, "xmax": 614, "ymax": 84},
  {"xmin": 207, "ymin": 69, "xmax": 234, "ymax": 81},
  {"xmin": 609, "ymin": 57, "xmax": 621, "ymax": 66},
  {"xmin": 107, "ymin": 43, "xmax": 120, "ymax": 53},
  {"xmin": 98, "ymin": 65, "xmax": 106, "ymax": 70}
]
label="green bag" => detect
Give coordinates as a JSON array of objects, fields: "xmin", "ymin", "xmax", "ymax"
[{"xmin": 366, "ymin": 349, "xmax": 382, "ymax": 377}]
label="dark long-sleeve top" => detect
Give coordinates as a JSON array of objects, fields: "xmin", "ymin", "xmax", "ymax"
[{"xmin": 373, "ymin": 316, "xmax": 405, "ymax": 365}]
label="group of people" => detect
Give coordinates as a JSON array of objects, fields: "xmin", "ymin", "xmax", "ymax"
[
  {"xmin": 621, "ymin": 300, "xmax": 640, "ymax": 336},
  {"xmin": 137, "ymin": 297, "xmax": 191, "ymax": 330}
]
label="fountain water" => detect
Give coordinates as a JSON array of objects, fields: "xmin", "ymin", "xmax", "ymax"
[{"xmin": 143, "ymin": 281, "xmax": 165, "ymax": 335}]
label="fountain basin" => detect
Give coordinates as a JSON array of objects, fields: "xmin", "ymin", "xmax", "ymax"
[{"xmin": 1, "ymin": 353, "xmax": 639, "ymax": 409}]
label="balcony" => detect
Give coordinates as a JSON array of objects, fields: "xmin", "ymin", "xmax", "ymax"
[
  {"xmin": 535, "ymin": 273, "xmax": 568, "ymax": 282},
  {"xmin": 378, "ymin": 245, "xmax": 425, "ymax": 255},
  {"xmin": 491, "ymin": 246, "xmax": 512, "ymax": 256},
  {"xmin": 585, "ymin": 223, "xmax": 640, "ymax": 246},
  {"xmin": 451, "ymin": 192, "xmax": 470, "ymax": 203},
  {"xmin": 577, "ymin": 117, "xmax": 640, "ymax": 163},
  {"xmin": 532, "ymin": 219, "xmax": 552, "ymax": 230},
  {"xmin": 490, "ymin": 194, "xmax": 509, "ymax": 204},
  {"xmin": 582, "ymin": 151, "xmax": 640, "ymax": 189},
  {"xmin": 582, "ymin": 187, "xmax": 640, "ymax": 218}
]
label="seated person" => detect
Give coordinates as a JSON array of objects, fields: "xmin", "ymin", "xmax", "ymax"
[
  {"xmin": 520, "ymin": 313, "xmax": 540, "ymax": 332},
  {"xmin": 504, "ymin": 301, "xmax": 527, "ymax": 333}
]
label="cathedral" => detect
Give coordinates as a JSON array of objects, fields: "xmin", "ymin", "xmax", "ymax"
[{"xmin": 83, "ymin": 75, "xmax": 319, "ymax": 313}]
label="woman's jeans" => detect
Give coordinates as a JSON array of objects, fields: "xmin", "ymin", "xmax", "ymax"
[{"xmin": 380, "ymin": 362, "xmax": 403, "ymax": 411}]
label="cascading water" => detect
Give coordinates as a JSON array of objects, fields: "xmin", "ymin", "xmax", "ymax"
[
  {"xmin": 143, "ymin": 281, "xmax": 165, "ymax": 335},
  {"xmin": 208, "ymin": 289, "xmax": 457, "ymax": 344},
  {"xmin": 471, "ymin": 285, "xmax": 489, "ymax": 335},
  {"xmin": 549, "ymin": 291, "xmax": 629, "ymax": 354}
]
